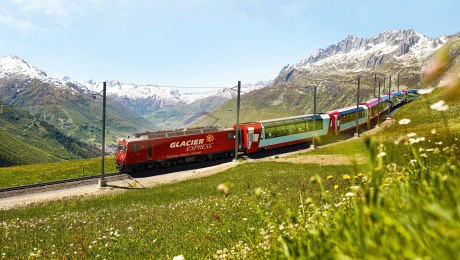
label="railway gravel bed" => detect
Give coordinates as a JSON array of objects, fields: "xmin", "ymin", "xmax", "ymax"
[{"xmin": 0, "ymin": 173, "xmax": 130, "ymax": 199}]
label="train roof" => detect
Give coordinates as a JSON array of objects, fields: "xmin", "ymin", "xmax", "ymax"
[
  {"xmin": 125, "ymin": 126, "xmax": 233, "ymax": 141},
  {"xmin": 330, "ymin": 104, "xmax": 367, "ymax": 114},
  {"xmin": 256, "ymin": 113, "xmax": 327, "ymax": 125}
]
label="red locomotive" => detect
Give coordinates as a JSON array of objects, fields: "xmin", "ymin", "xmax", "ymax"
[
  {"xmin": 116, "ymin": 127, "xmax": 236, "ymax": 172},
  {"xmin": 116, "ymin": 89, "xmax": 420, "ymax": 172}
]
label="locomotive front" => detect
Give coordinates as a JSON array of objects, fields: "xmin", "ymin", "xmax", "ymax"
[{"xmin": 115, "ymin": 140, "xmax": 127, "ymax": 171}]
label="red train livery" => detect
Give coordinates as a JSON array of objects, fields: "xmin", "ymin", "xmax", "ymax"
[
  {"xmin": 116, "ymin": 127, "xmax": 236, "ymax": 171},
  {"xmin": 116, "ymin": 89, "xmax": 420, "ymax": 172}
]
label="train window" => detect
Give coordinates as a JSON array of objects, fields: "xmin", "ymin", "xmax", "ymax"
[
  {"xmin": 315, "ymin": 119, "xmax": 324, "ymax": 130},
  {"xmin": 265, "ymin": 127, "xmax": 276, "ymax": 139},
  {"xmin": 296, "ymin": 122, "xmax": 306, "ymax": 133},
  {"xmin": 286, "ymin": 123, "xmax": 297, "ymax": 135},
  {"xmin": 227, "ymin": 132, "xmax": 235, "ymax": 139},
  {"xmin": 275, "ymin": 125, "xmax": 287, "ymax": 137},
  {"xmin": 117, "ymin": 144, "xmax": 126, "ymax": 152},
  {"xmin": 130, "ymin": 144, "xmax": 140, "ymax": 153}
]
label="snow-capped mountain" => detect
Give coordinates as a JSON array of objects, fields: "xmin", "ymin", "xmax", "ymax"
[
  {"xmin": 0, "ymin": 55, "xmax": 48, "ymax": 80},
  {"xmin": 73, "ymin": 79, "xmax": 188, "ymax": 116},
  {"xmin": 276, "ymin": 29, "xmax": 452, "ymax": 83}
]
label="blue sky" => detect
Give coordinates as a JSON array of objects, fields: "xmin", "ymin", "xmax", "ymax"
[{"xmin": 1, "ymin": 0, "xmax": 459, "ymax": 90}]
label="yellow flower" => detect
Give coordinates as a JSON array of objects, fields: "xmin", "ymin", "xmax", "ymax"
[
  {"xmin": 326, "ymin": 175, "xmax": 333, "ymax": 180},
  {"xmin": 334, "ymin": 184, "xmax": 339, "ymax": 189},
  {"xmin": 357, "ymin": 173, "xmax": 363, "ymax": 177},
  {"xmin": 343, "ymin": 174, "xmax": 351, "ymax": 180}
]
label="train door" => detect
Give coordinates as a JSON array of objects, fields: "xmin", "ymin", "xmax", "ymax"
[
  {"xmin": 147, "ymin": 143, "xmax": 152, "ymax": 160},
  {"xmin": 334, "ymin": 115, "xmax": 340, "ymax": 134},
  {"xmin": 247, "ymin": 127, "xmax": 254, "ymax": 150}
]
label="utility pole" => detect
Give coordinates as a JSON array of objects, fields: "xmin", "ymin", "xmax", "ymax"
[
  {"xmin": 99, "ymin": 82, "xmax": 107, "ymax": 188},
  {"xmin": 383, "ymin": 76, "xmax": 386, "ymax": 93},
  {"xmin": 397, "ymin": 73, "xmax": 400, "ymax": 92},
  {"xmin": 377, "ymin": 81, "xmax": 381, "ymax": 127},
  {"xmin": 354, "ymin": 76, "xmax": 360, "ymax": 137},
  {"xmin": 374, "ymin": 74, "xmax": 377, "ymax": 98},
  {"xmin": 233, "ymin": 81, "xmax": 241, "ymax": 161},
  {"xmin": 387, "ymin": 75, "xmax": 392, "ymax": 119},
  {"xmin": 311, "ymin": 85, "xmax": 317, "ymax": 149}
]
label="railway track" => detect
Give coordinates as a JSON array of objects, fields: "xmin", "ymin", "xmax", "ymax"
[{"xmin": 0, "ymin": 172, "xmax": 129, "ymax": 199}]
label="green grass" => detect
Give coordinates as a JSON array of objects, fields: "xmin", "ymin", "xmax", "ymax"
[
  {"xmin": 0, "ymin": 156, "xmax": 116, "ymax": 188},
  {"xmin": 0, "ymin": 87, "xmax": 459, "ymax": 259}
]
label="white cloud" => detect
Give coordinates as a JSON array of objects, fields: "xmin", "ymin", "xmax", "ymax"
[
  {"xmin": 12, "ymin": 0, "xmax": 79, "ymax": 17},
  {"xmin": 0, "ymin": 9, "xmax": 36, "ymax": 32}
]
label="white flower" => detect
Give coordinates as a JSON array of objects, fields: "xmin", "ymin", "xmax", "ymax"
[
  {"xmin": 345, "ymin": 192, "xmax": 355, "ymax": 197},
  {"xmin": 407, "ymin": 132, "xmax": 417, "ymax": 137},
  {"xmin": 420, "ymin": 153, "xmax": 428, "ymax": 158},
  {"xmin": 409, "ymin": 159, "xmax": 417, "ymax": 164},
  {"xmin": 279, "ymin": 224, "xmax": 284, "ymax": 230},
  {"xmin": 173, "ymin": 255, "xmax": 185, "ymax": 260},
  {"xmin": 350, "ymin": 186, "xmax": 360, "ymax": 191},
  {"xmin": 377, "ymin": 152, "xmax": 386, "ymax": 158},
  {"xmin": 399, "ymin": 118, "xmax": 411, "ymax": 125},
  {"xmin": 417, "ymin": 88, "xmax": 434, "ymax": 95},
  {"xmin": 435, "ymin": 141, "xmax": 443, "ymax": 145},
  {"xmin": 431, "ymin": 129, "xmax": 437, "ymax": 134},
  {"xmin": 430, "ymin": 100, "xmax": 449, "ymax": 111}
]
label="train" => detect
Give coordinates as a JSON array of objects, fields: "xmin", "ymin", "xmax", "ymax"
[{"xmin": 115, "ymin": 89, "xmax": 420, "ymax": 172}]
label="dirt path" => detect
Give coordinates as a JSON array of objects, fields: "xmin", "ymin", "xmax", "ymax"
[{"xmin": 0, "ymin": 162, "xmax": 239, "ymax": 210}]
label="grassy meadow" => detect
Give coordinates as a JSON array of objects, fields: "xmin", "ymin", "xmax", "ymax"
[
  {"xmin": 0, "ymin": 156, "xmax": 116, "ymax": 188},
  {"xmin": 0, "ymin": 87, "xmax": 459, "ymax": 259}
]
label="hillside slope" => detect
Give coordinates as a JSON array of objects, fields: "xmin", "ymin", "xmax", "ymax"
[{"xmin": 0, "ymin": 101, "xmax": 100, "ymax": 166}]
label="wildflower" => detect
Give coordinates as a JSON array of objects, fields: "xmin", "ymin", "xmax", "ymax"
[
  {"xmin": 217, "ymin": 183, "xmax": 230, "ymax": 195},
  {"xmin": 326, "ymin": 175, "xmax": 333, "ymax": 180},
  {"xmin": 431, "ymin": 128, "xmax": 437, "ymax": 134},
  {"xmin": 435, "ymin": 141, "xmax": 443, "ymax": 145},
  {"xmin": 417, "ymin": 88, "xmax": 434, "ymax": 95},
  {"xmin": 409, "ymin": 159, "xmax": 417, "ymax": 165},
  {"xmin": 420, "ymin": 153, "xmax": 428, "ymax": 158},
  {"xmin": 345, "ymin": 192, "xmax": 355, "ymax": 197},
  {"xmin": 357, "ymin": 173, "xmax": 363, "ymax": 177},
  {"xmin": 407, "ymin": 132, "xmax": 417, "ymax": 137},
  {"xmin": 430, "ymin": 100, "xmax": 449, "ymax": 111},
  {"xmin": 398, "ymin": 118, "xmax": 411, "ymax": 125},
  {"xmin": 376, "ymin": 152, "xmax": 386, "ymax": 158},
  {"xmin": 350, "ymin": 186, "xmax": 360, "ymax": 191},
  {"xmin": 127, "ymin": 226, "xmax": 133, "ymax": 231},
  {"xmin": 173, "ymin": 255, "xmax": 185, "ymax": 260},
  {"xmin": 334, "ymin": 185, "xmax": 339, "ymax": 189},
  {"xmin": 279, "ymin": 224, "xmax": 284, "ymax": 230},
  {"xmin": 342, "ymin": 174, "xmax": 351, "ymax": 180},
  {"xmin": 254, "ymin": 188, "xmax": 263, "ymax": 197}
]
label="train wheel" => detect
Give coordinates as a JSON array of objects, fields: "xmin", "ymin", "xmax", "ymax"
[
  {"xmin": 162, "ymin": 160, "xmax": 172, "ymax": 167},
  {"xmin": 197, "ymin": 155, "xmax": 207, "ymax": 163}
]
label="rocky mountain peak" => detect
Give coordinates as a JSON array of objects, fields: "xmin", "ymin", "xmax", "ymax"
[
  {"xmin": 298, "ymin": 29, "xmax": 428, "ymax": 67},
  {"xmin": 0, "ymin": 55, "xmax": 48, "ymax": 79}
]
